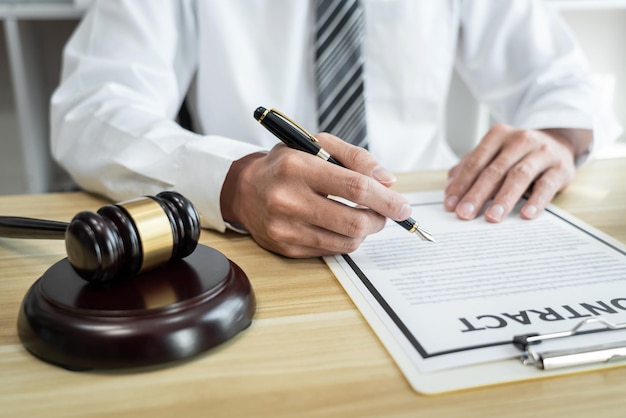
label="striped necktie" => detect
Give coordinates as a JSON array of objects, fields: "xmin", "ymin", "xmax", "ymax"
[{"xmin": 315, "ymin": 0, "xmax": 368, "ymax": 148}]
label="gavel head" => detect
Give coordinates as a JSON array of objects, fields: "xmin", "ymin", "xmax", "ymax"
[{"xmin": 64, "ymin": 191, "xmax": 201, "ymax": 283}]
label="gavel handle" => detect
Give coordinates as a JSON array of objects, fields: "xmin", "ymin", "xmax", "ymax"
[{"xmin": 0, "ymin": 216, "xmax": 68, "ymax": 239}]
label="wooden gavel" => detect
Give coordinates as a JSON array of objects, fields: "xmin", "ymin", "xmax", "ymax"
[{"xmin": 0, "ymin": 191, "xmax": 201, "ymax": 283}]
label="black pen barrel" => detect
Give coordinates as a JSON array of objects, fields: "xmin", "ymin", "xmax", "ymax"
[
  {"xmin": 255, "ymin": 107, "xmax": 321, "ymax": 156},
  {"xmin": 395, "ymin": 218, "xmax": 415, "ymax": 232}
]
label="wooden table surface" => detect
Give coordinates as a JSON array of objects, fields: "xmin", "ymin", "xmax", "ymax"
[{"xmin": 1, "ymin": 158, "xmax": 625, "ymax": 418}]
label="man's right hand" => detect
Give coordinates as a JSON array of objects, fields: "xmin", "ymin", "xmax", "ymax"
[{"xmin": 220, "ymin": 133, "xmax": 412, "ymax": 257}]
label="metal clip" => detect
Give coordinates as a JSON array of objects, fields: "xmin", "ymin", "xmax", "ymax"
[{"xmin": 513, "ymin": 318, "xmax": 626, "ymax": 370}]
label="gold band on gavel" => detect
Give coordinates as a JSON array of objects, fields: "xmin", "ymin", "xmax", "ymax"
[{"xmin": 120, "ymin": 198, "xmax": 174, "ymax": 272}]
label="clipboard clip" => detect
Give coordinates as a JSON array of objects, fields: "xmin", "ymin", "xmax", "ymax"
[{"xmin": 513, "ymin": 318, "xmax": 626, "ymax": 370}]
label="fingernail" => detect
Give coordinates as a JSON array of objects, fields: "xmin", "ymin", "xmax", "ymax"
[
  {"xmin": 398, "ymin": 203, "xmax": 412, "ymax": 220},
  {"xmin": 371, "ymin": 165, "xmax": 397, "ymax": 185},
  {"xmin": 486, "ymin": 204, "xmax": 505, "ymax": 222},
  {"xmin": 457, "ymin": 202, "xmax": 475, "ymax": 219},
  {"xmin": 522, "ymin": 204, "xmax": 538, "ymax": 219},
  {"xmin": 444, "ymin": 195, "xmax": 459, "ymax": 210}
]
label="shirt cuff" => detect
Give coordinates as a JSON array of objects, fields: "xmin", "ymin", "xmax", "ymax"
[{"xmin": 173, "ymin": 135, "xmax": 266, "ymax": 233}]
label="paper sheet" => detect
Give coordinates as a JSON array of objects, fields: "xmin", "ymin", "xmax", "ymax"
[{"xmin": 326, "ymin": 191, "xmax": 626, "ymax": 374}]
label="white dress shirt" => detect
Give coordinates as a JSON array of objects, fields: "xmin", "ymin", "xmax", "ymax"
[{"xmin": 50, "ymin": 0, "xmax": 619, "ymax": 233}]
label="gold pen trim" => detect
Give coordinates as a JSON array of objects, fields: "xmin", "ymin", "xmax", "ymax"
[
  {"xmin": 316, "ymin": 148, "xmax": 331, "ymax": 161},
  {"xmin": 257, "ymin": 107, "xmax": 271, "ymax": 123}
]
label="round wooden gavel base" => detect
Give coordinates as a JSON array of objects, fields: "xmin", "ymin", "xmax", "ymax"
[{"xmin": 17, "ymin": 244, "xmax": 256, "ymax": 371}]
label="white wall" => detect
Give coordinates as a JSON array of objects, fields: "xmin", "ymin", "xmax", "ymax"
[{"xmin": 561, "ymin": 8, "xmax": 626, "ymax": 146}]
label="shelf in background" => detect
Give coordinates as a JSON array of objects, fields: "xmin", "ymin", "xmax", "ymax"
[
  {"xmin": 547, "ymin": 0, "xmax": 626, "ymax": 10},
  {"xmin": 0, "ymin": 2, "xmax": 86, "ymax": 20}
]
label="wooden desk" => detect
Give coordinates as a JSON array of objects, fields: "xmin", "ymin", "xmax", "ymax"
[{"xmin": 1, "ymin": 158, "xmax": 625, "ymax": 417}]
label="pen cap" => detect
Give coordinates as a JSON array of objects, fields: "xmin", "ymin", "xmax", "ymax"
[
  {"xmin": 254, "ymin": 107, "xmax": 322, "ymax": 155},
  {"xmin": 254, "ymin": 106, "xmax": 266, "ymax": 121}
]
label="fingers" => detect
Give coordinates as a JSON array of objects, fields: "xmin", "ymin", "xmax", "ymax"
[
  {"xmin": 261, "ymin": 177, "xmax": 387, "ymax": 239},
  {"xmin": 482, "ymin": 150, "xmax": 550, "ymax": 222},
  {"xmin": 255, "ymin": 169, "xmax": 389, "ymax": 257},
  {"xmin": 258, "ymin": 203, "xmax": 387, "ymax": 258},
  {"xmin": 316, "ymin": 133, "xmax": 397, "ymax": 187},
  {"xmin": 310, "ymin": 132, "xmax": 411, "ymax": 221},
  {"xmin": 520, "ymin": 166, "xmax": 573, "ymax": 220},
  {"xmin": 230, "ymin": 142, "xmax": 404, "ymax": 258},
  {"xmin": 446, "ymin": 126, "xmax": 535, "ymax": 219},
  {"xmin": 444, "ymin": 124, "xmax": 511, "ymax": 212},
  {"xmin": 445, "ymin": 125, "xmax": 576, "ymax": 222},
  {"xmin": 306, "ymin": 161, "xmax": 412, "ymax": 222}
]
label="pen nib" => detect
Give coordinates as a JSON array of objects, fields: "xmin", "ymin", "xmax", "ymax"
[{"xmin": 415, "ymin": 226, "xmax": 436, "ymax": 243}]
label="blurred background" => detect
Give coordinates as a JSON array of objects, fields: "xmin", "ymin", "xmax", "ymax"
[{"xmin": 0, "ymin": 0, "xmax": 624, "ymax": 195}]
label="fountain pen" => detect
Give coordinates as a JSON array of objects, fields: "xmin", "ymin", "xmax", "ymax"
[{"xmin": 253, "ymin": 106, "xmax": 435, "ymax": 242}]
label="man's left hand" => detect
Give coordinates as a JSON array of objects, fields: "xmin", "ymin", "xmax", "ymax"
[{"xmin": 444, "ymin": 124, "xmax": 591, "ymax": 222}]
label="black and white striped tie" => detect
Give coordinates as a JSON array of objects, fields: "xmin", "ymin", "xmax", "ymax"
[{"xmin": 315, "ymin": 0, "xmax": 368, "ymax": 148}]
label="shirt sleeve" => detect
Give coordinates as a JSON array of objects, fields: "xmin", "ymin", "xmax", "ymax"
[
  {"xmin": 454, "ymin": 0, "xmax": 622, "ymax": 161},
  {"xmin": 50, "ymin": 0, "xmax": 264, "ymax": 232}
]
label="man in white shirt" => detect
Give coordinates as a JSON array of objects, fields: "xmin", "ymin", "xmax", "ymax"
[{"xmin": 50, "ymin": 0, "xmax": 619, "ymax": 257}]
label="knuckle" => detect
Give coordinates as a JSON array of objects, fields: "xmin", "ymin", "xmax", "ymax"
[
  {"xmin": 270, "ymin": 151, "xmax": 299, "ymax": 177},
  {"xmin": 264, "ymin": 220, "xmax": 288, "ymax": 243},
  {"xmin": 516, "ymin": 129, "xmax": 536, "ymax": 145},
  {"xmin": 510, "ymin": 162, "xmax": 535, "ymax": 181},
  {"xmin": 306, "ymin": 232, "xmax": 324, "ymax": 249},
  {"xmin": 382, "ymin": 198, "xmax": 399, "ymax": 217},
  {"xmin": 265, "ymin": 187, "xmax": 291, "ymax": 211},
  {"xmin": 554, "ymin": 157, "xmax": 575, "ymax": 176},
  {"xmin": 343, "ymin": 145, "xmax": 371, "ymax": 168},
  {"xmin": 484, "ymin": 123, "xmax": 514, "ymax": 143},
  {"xmin": 463, "ymin": 153, "xmax": 486, "ymax": 173},
  {"xmin": 489, "ymin": 123, "xmax": 510, "ymax": 136},
  {"xmin": 339, "ymin": 237, "xmax": 362, "ymax": 254},
  {"xmin": 482, "ymin": 163, "xmax": 506, "ymax": 180},
  {"xmin": 281, "ymin": 246, "xmax": 307, "ymax": 258},
  {"xmin": 538, "ymin": 142, "xmax": 550, "ymax": 154},
  {"xmin": 345, "ymin": 214, "xmax": 368, "ymax": 238},
  {"xmin": 534, "ymin": 175, "xmax": 557, "ymax": 193},
  {"xmin": 344, "ymin": 174, "xmax": 371, "ymax": 201},
  {"xmin": 373, "ymin": 217, "xmax": 386, "ymax": 233}
]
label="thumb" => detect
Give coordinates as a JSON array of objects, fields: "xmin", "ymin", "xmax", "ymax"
[{"xmin": 314, "ymin": 132, "xmax": 397, "ymax": 187}]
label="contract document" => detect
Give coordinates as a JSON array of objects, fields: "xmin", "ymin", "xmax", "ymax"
[{"xmin": 324, "ymin": 191, "xmax": 626, "ymax": 393}]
